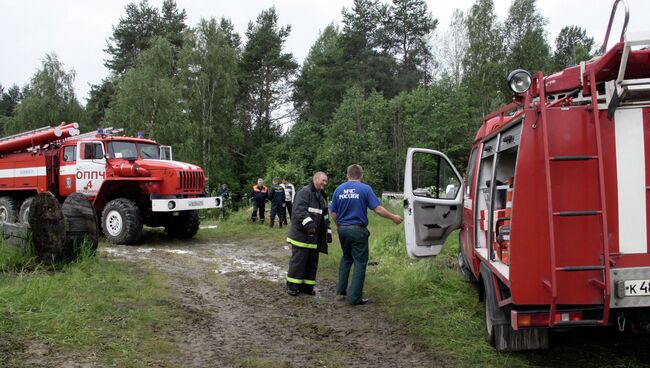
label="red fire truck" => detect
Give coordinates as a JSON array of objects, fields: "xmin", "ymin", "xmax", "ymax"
[
  {"xmin": 403, "ymin": 2, "xmax": 650, "ymax": 351},
  {"xmin": 0, "ymin": 125, "xmax": 221, "ymax": 244}
]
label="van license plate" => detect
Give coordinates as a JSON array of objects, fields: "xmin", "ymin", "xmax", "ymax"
[{"xmin": 624, "ymin": 280, "xmax": 650, "ymax": 296}]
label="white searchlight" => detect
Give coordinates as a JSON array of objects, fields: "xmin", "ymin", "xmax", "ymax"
[{"xmin": 507, "ymin": 69, "xmax": 532, "ymax": 94}]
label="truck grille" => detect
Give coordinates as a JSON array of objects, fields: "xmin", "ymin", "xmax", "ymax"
[{"xmin": 179, "ymin": 171, "xmax": 204, "ymax": 192}]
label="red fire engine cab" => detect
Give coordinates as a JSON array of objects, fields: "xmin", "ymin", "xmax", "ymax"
[
  {"xmin": 0, "ymin": 125, "xmax": 221, "ymax": 244},
  {"xmin": 403, "ymin": 1, "xmax": 650, "ymax": 351}
]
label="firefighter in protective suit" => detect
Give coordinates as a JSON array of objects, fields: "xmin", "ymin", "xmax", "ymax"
[{"xmin": 286, "ymin": 172, "xmax": 332, "ymax": 296}]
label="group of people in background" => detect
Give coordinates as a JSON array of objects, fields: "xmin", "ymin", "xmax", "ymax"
[{"xmin": 249, "ymin": 177, "xmax": 295, "ymax": 228}]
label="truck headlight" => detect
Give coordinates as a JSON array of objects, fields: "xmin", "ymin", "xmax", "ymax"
[
  {"xmin": 168, "ymin": 201, "xmax": 176, "ymax": 210},
  {"xmin": 507, "ymin": 69, "xmax": 532, "ymax": 94}
]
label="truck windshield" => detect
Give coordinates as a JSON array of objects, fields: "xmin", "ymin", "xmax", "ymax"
[
  {"xmin": 138, "ymin": 143, "xmax": 160, "ymax": 159},
  {"xmin": 107, "ymin": 141, "xmax": 138, "ymax": 160},
  {"xmin": 107, "ymin": 141, "xmax": 161, "ymax": 160}
]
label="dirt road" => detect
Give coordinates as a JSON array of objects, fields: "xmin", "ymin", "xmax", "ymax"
[{"xmin": 104, "ymin": 235, "xmax": 455, "ymax": 367}]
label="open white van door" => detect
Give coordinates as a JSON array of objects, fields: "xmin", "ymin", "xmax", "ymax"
[{"xmin": 404, "ymin": 148, "xmax": 464, "ymax": 258}]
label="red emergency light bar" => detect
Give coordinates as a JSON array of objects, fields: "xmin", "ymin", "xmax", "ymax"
[{"xmin": 511, "ymin": 310, "xmax": 583, "ymax": 330}]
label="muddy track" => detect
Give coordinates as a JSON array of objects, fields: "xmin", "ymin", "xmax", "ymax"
[{"xmin": 105, "ymin": 237, "xmax": 455, "ymax": 367}]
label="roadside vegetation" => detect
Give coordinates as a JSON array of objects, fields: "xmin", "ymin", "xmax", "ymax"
[{"xmin": 0, "ymin": 239, "xmax": 181, "ymax": 367}]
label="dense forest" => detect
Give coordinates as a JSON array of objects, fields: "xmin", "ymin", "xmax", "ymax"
[{"xmin": 0, "ymin": 0, "xmax": 596, "ymax": 193}]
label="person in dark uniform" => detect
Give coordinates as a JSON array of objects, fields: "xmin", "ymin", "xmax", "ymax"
[
  {"xmin": 268, "ymin": 178, "xmax": 286, "ymax": 228},
  {"xmin": 250, "ymin": 178, "xmax": 268, "ymax": 223},
  {"xmin": 330, "ymin": 164, "xmax": 402, "ymax": 305},
  {"xmin": 286, "ymin": 172, "xmax": 332, "ymax": 296}
]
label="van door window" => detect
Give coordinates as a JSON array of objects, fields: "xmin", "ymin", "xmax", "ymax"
[{"xmin": 412, "ymin": 152, "xmax": 461, "ymax": 200}]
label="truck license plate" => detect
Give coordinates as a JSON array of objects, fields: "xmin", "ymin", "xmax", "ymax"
[{"xmin": 624, "ymin": 280, "xmax": 650, "ymax": 296}]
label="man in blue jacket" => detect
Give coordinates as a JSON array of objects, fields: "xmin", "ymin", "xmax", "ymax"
[{"xmin": 330, "ymin": 164, "xmax": 402, "ymax": 305}]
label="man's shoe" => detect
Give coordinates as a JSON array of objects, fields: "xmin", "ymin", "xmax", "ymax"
[
  {"xmin": 351, "ymin": 298, "xmax": 369, "ymax": 305},
  {"xmin": 287, "ymin": 289, "xmax": 299, "ymax": 296},
  {"xmin": 335, "ymin": 294, "xmax": 347, "ymax": 302}
]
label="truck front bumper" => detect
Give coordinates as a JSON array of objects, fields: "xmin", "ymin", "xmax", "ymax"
[{"xmin": 151, "ymin": 196, "xmax": 222, "ymax": 212}]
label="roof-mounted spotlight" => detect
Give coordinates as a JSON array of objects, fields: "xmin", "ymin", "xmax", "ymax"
[{"xmin": 507, "ymin": 69, "xmax": 532, "ymax": 94}]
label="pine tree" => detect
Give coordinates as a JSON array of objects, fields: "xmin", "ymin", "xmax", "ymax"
[{"xmin": 553, "ymin": 26, "xmax": 595, "ymax": 70}]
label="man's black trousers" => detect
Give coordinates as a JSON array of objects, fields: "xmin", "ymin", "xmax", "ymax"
[
  {"xmin": 251, "ymin": 201, "xmax": 265, "ymax": 221},
  {"xmin": 287, "ymin": 245, "xmax": 319, "ymax": 292}
]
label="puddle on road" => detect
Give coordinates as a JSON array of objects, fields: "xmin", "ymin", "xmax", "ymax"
[{"xmin": 102, "ymin": 243, "xmax": 287, "ymax": 283}]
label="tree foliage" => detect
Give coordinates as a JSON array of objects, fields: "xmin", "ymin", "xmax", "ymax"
[
  {"xmin": 178, "ymin": 18, "xmax": 240, "ymax": 188},
  {"xmin": 106, "ymin": 37, "xmax": 182, "ymax": 143},
  {"xmin": 504, "ymin": 0, "xmax": 551, "ymax": 74},
  {"xmin": 463, "ymin": 0, "xmax": 507, "ymax": 117},
  {"xmin": 554, "ymin": 26, "xmax": 595, "ymax": 70},
  {"xmin": 104, "ymin": 0, "xmax": 186, "ymax": 75},
  {"xmin": 7, "ymin": 54, "xmax": 83, "ymax": 134},
  {"xmin": 238, "ymin": 7, "xmax": 298, "ymax": 179}
]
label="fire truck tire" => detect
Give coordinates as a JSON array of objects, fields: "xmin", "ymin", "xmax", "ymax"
[
  {"xmin": 102, "ymin": 199, "xmax": 143, "ymax": 245},
  {"xmin": 165, "ymin": 210, "xmax": 199, "ymax": 239},
  {"xmin": 0, "ymin": 196, "xmax": 19, "ymax": 223},
  {"xmin": 481, "ymin": 264, "xmax": 548, "ymax": 351},
  {"xmin": 18, "ymin": 197, "xmax": 34, "ymax": 224}
]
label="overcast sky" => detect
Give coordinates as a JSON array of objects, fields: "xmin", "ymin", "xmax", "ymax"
[{"xmin": 1, "ymin": 0, "xmax": 648, "ymax": 104}]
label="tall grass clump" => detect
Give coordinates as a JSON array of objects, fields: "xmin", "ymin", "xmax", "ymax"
[{"xmin": 0, "ymin": 237, "xmax": 38, "ymax": 273}]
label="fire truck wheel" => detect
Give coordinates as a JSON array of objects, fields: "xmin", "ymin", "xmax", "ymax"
[
  {"xmin": 0, "ymin": 196, "xmax": 19, "ymax": 223},
  {"xmin": 165, "ymin": 210, "xmax": 199, "ymax": 239},
  {"xmin": 18, "ymin": 197, "xmax": 34, "ymax": 224},
  {"xmin": 481, "ymin": 264, "xmax": 549, "ymax": 351},
  {"xmin": 102, "ymin": 199, "xmax": 143, "ymax": 245}
]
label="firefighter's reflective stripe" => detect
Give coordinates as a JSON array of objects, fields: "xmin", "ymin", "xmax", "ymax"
[
  {"xmin": 308, "ymin": 207, "xmax": 323, "ymax": 214},
  {"xmin": 286, "ymin": 237, "xmax": 317, "ymax": 249},
  {"xmin": 286, "ymin": 277, "xmax": 316, "ymax": 285},
  {"xmin": 302, "ymin": 217, "xmax": 313, "ymax": 226},
  {"xmin": 287, "ymin": 276, "xmax": 303, "ymax": 284}
]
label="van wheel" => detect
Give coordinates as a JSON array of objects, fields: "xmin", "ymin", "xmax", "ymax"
[
  {"xmin": 18, "ymin": 197, "xmax": 34, "ymax": 224},
  {"xmin": 0, "ymin": 196, "xmax": 19, "ymax": 223},
  {"xmin": 481, "ymin": 264, "xmax": 549, "ymax": 351},
  {"xmin": 165, "ymin": 210, "xmax": 200, "ymax": 239},
  {"xmin": 102, "ymin": 199, "xmax": 143, "ymax": 245}
]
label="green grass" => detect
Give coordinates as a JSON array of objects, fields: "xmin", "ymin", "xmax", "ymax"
[
  {"xmin": 0, "ymin": 241, "xmax": 181, "ymax": 367},
  {"xmin": 198, "ymin": 206, "xmax": 289, "ymax": 243}
]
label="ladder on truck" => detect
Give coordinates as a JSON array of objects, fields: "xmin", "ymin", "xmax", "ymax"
[{"xmin": 538, "ymin": 70, "xmax": 612, "ymax": 327}]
